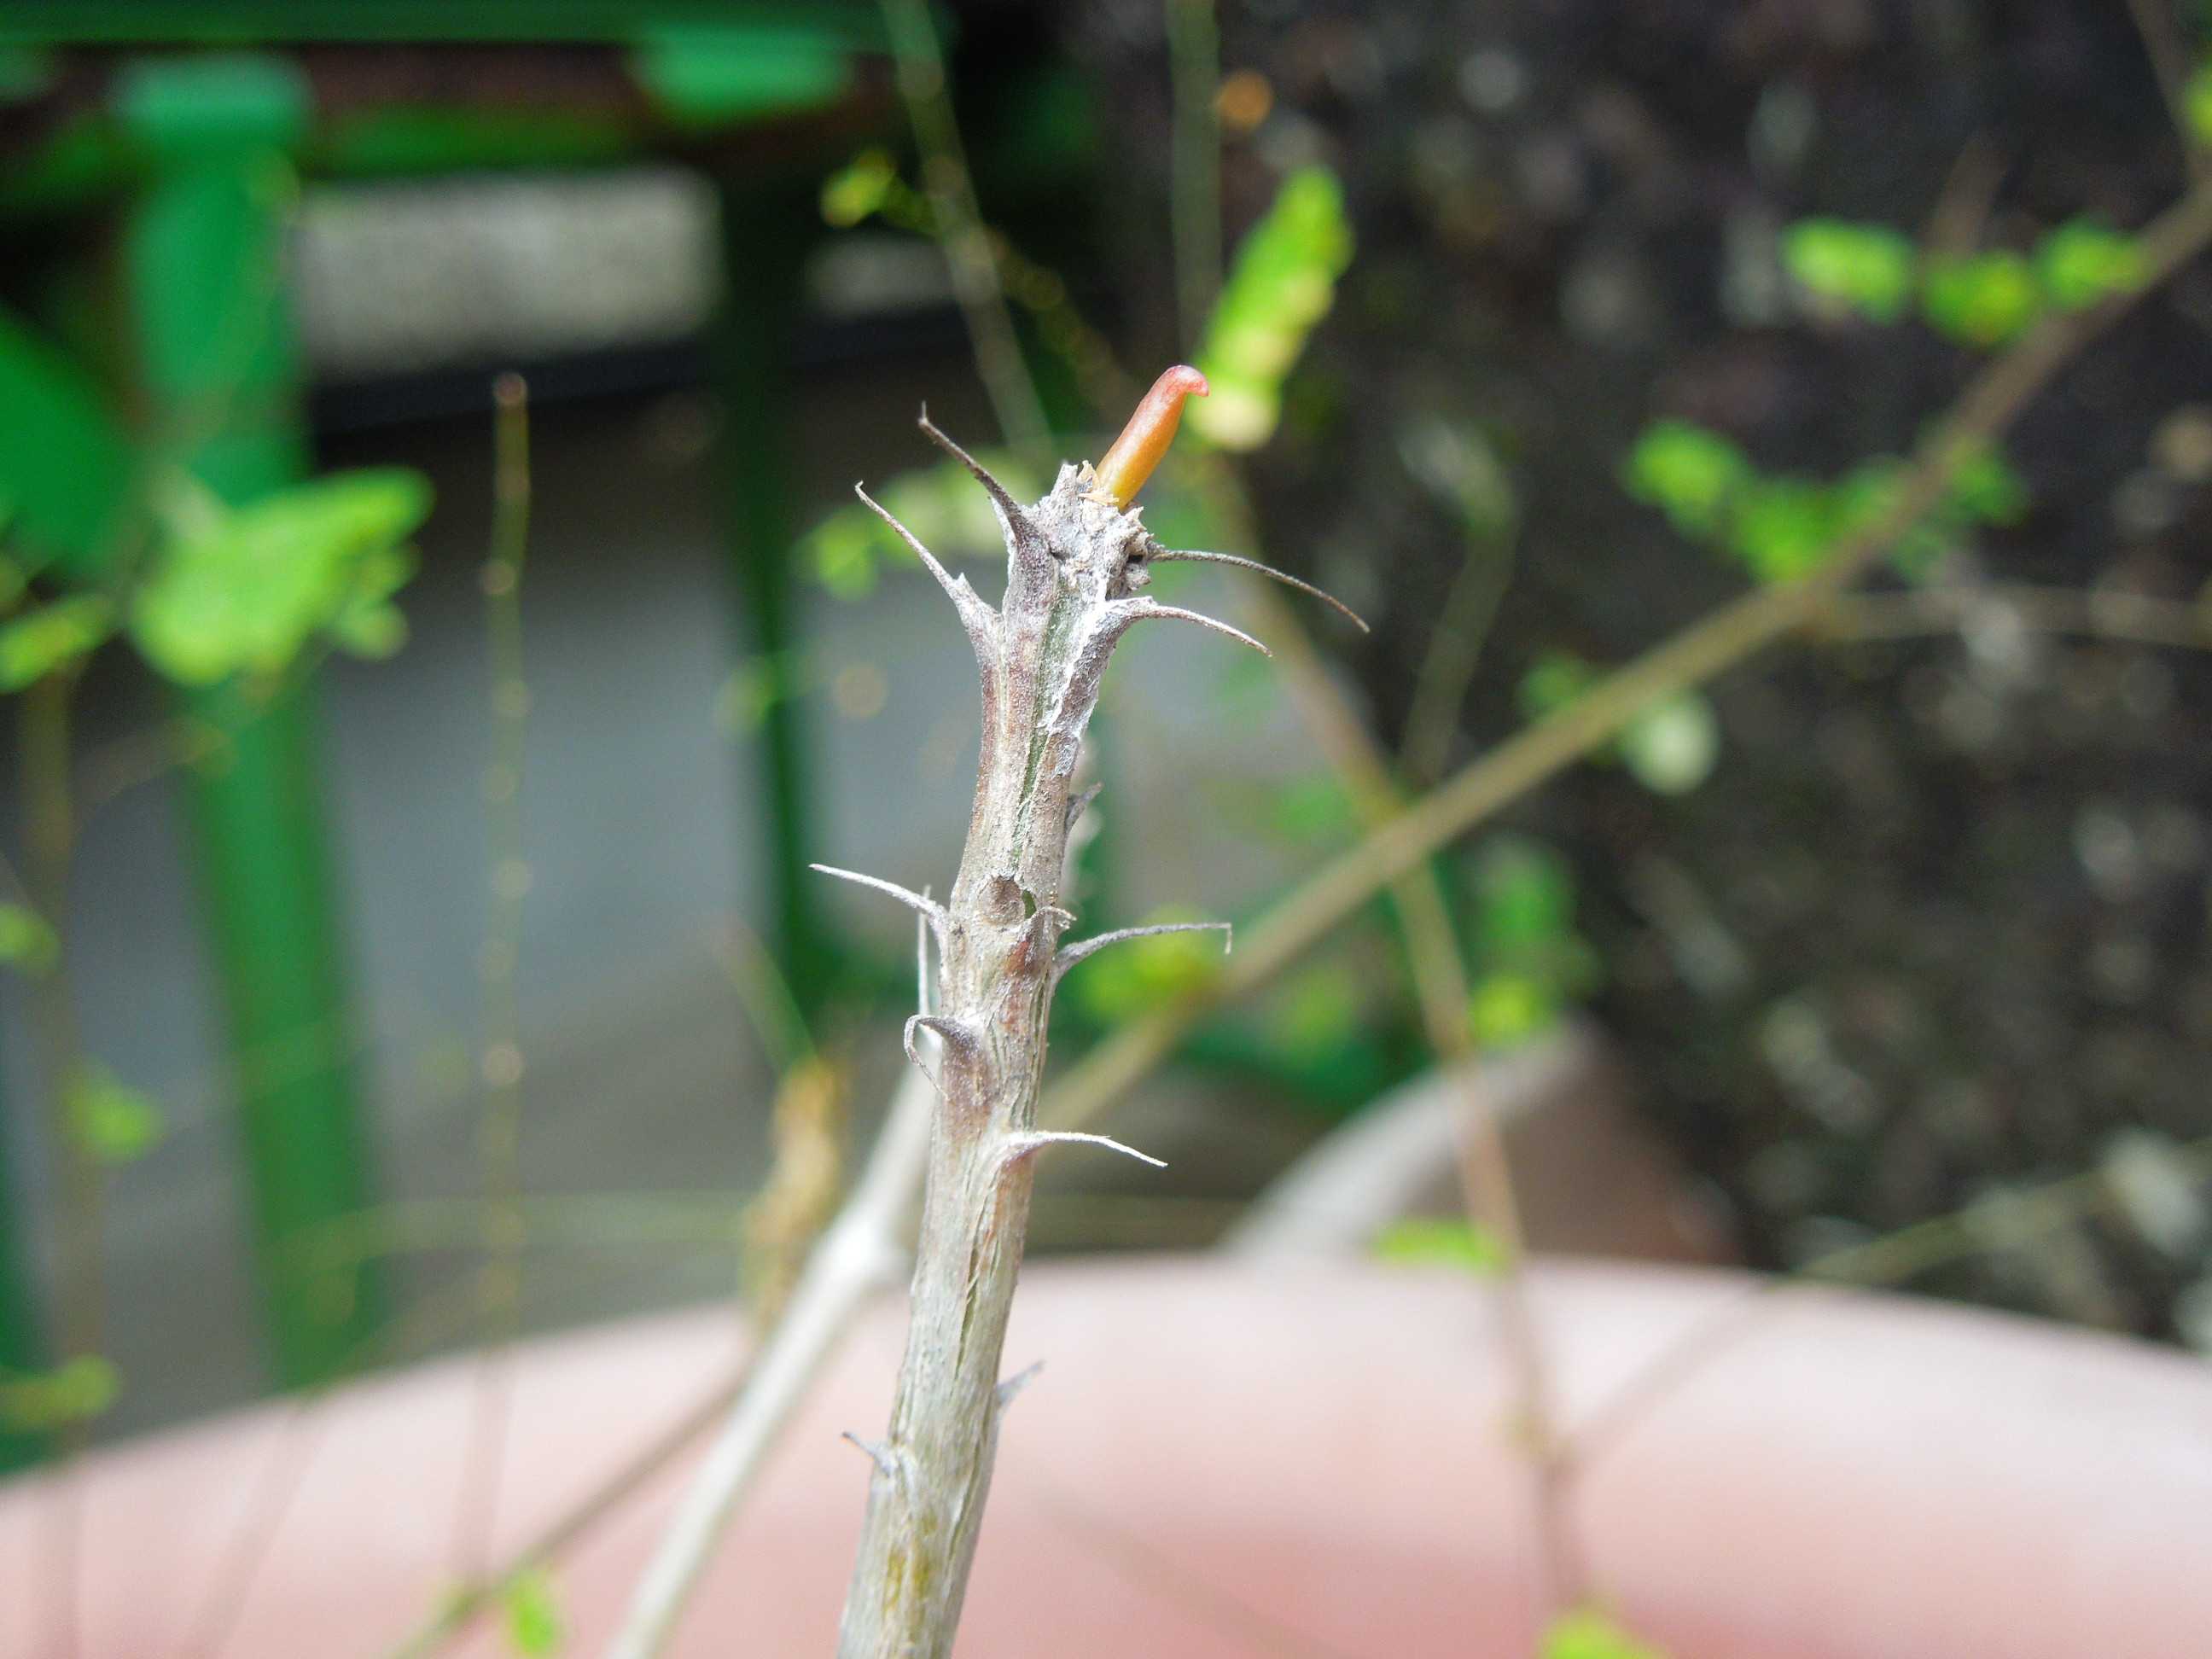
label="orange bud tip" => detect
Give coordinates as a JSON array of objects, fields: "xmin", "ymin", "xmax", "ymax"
[{"xmin": 1094, "ymin": 365, "xmax": 1208, "ymax": 508}]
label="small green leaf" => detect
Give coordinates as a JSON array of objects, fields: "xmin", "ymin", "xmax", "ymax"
[
  {"xmin": 1944, "ymin": 441, "xmax": 2029, "ymax": 527},
  {"xmin": 1781, "ymin": 218, "xmax": 1917, "ymax": 323},
  {"xmin": 2035, "ymin": 218, "xmax": 2145, "ymax": 311},
  {"xmin": 1517, "ymin": 651, "xmax": 1598, "ymax": 721},
  {"xmin": 1620, "ymin": 691, "xmax": 1720, "ymax": 795},
  {"xmin": 2186, "ymin": 60, "xmax": 2212, "ymax": 148},
  {"xmin": 1469, "ymin": 835, "xmax": 1576, "ymax": 953},
  {"xmin": 0, "ymin": 904, "xmax": 58, "ymax": 974},
  {"xmin": 1621, "ymin": 422, "xmax": 1749, "ymax": 538},
  {"xmin": 64, "ymin": 1064, "xmax": 163, "ymax": 1165},
  {"xmin": 1543, "ymin": 1608, "xmax": 1668, "ymax": 1659},
  {"xmin": 1190, "ymin": 166, "xmax": 1354, "ymax": 451},
  {"xmin": 504, "ymin": 1568, "xmax": 565, "ymax": 1656},
  {"xmin": 1468, "ymin": 969, "xmax": 1558, "ymax": 1048},
  {"xmin": 0, "ymin": 594, "xmax": 115, "ymax": 690},
  {"xmin": 820, "ymin": 147, "xmax": 898, "ymax": 228},
  {"xmin": 0, "ymin": 1354, "xmax": 119, "ymax": 1433},
  {"xmin": 1373, "ymin": 1217, "xmax": 1508, "ymax": 1275},
  {"xmin": 1727, "ymin": 475, "xmax": 1837, "ymax": 583},
  {"xmin": 130, "ymin": 469, "xmax": 429, "ymax": 685},
  {"xmin": 1921, "ymin": 251, "xmax": 2041, "ymax": 347}
]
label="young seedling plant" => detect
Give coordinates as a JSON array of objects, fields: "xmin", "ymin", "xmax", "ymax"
[{"xmin": 811, "ymin": 366, "xmax": 1358, "ymax": 1657}]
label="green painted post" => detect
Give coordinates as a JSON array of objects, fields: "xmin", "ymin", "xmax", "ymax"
[
  {"xmin": 0, "ymin": 1082, "xmax": 48, "ymax": 1473},
  {"xmin": 715, "ymin": 181, "xmax": 835, "ymax": 1014},
  {"xmin": 119, "ymin": 64, "xmax": 382, "ymax": 1388}
]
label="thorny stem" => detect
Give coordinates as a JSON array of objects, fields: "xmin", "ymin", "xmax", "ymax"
[
  {"xmin": 612, "ymin": 384, "xmax": 1335, "ymax": 1659},
  {"xmin": 451, "ymin": 373, "xmax": 535, "ymax": 1580},
  {"xmin": 879, "ymin": 0, "xmax": 1052, "ymax": 460}
]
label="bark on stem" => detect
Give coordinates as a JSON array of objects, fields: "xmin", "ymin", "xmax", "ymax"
[{"xmin": 833, "ymin": 413, "xmax": 1268, "ymax": 1656}]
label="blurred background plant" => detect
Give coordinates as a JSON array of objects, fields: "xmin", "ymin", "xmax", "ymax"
[{"xmin": 0, "ymin": 3, "xmax": 2209, "ymax": 1656}]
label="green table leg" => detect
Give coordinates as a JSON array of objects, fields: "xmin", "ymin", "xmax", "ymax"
[
  {"xmin": 715, "ymin": 181, "xmax": 835, "ymax": 1016},
  {"xmin": 123, "ymin": 146, "xmax": 382, "ymax": 1388}
]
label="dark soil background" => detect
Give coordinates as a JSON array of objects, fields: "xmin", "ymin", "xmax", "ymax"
[{"xmin": 1053, "ymin": 0, "xmax": 2212, "ymax": 1339}]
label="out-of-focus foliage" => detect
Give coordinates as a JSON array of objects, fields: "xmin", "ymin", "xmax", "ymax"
[
  {"xmin": 800, "ymin": 452, "xmax": 1044, "ymax": 600},
  {"xmin": 1626, "ymin": 420, "xmax": 2028, "ymax": 585},
  {"xmin": 2035, "ymin": 219, "xmax": 2146, "ymax": 311},
  {"xmin": 1064, "ymin": 906, "xmax": 1228, "ymax": 1022},
  {"xmin": 1542, "ymin": 1608, "xmax": 1668, "ymax": 1659},
  {"xmin": 1781, "ymin": 218, "xmax": 1917, "ymax": 323},
  {"xmin": 1189, "ymin": 166, "xmax": 1352, "ymax": 451},
  {"xmin": 0, "ymin": 594, "xmax": 114, "ymax": 690},
  {"xmin": 1921, "ymin": 250, "xmax": 2041, "ymax": 348},
  {"xmin": 63, "ymin": 1063, "xmax": 162, "ymax": 1166},
  {"xmin": 0, "ymin": 903, "xmax": 58, "ymax": 974},
  {"xmin": 1517, "ymin": 652, "xmax": 1721, "ymax": 797},
  {"xmin": 503, "ymin": 1568, "xmax": 566, "ymax": 1656},
  {"xmin": 1372, "ymin": 1216, "xmax": 1507, "ymax": 1274},
  {"xmin": 1464, "ymin": 835, "xmax": 1598, "ymax": 1048},
  {"xmin": 0, "ymin": 1354, "xmax": 119, "ymax": 1434},
  {"xmin": 130, "ymin": 469, "xmax": 427, "ymax": 685}
]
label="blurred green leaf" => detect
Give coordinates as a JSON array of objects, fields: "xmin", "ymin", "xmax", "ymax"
[
  {"xmin": 0, "ymin": 903, "xmax": 58, "ymax": 974},
  {"xmin": 1269, "ymin": 772, "xmax": 1359, "ymax": 843},
  {"xmin": 130, "ymin": 469, "xmax": 428, "ymax": 685},
  {"xmin": 1468, "ymin": 969, "xmax": 1558, "ymax": 1048},
  {"xmin": 504, "ymin": 1569, "xmax": 565, "ymax": 1656},
  {"xmin": 1727, "ymin": 475, "xmax": 1837, "ymax": 583},
  {"xmin": 1621, "ymin": 422, "xmax": 1750, "ymax": 538},
  {"xmin": 0, "ymin": 552, "xmax": 26, "ymax": 612},
  {"xmin": 1261, "ymin": 962, "xmax": 1364, "ymax": 1061},
  {"xmin": 1469, "ymin": 835, "xmax": 1575, "ymax": 953},
  {"xmin": 820, "ymin": 147, "xmax": 898, "ymax": 228},
  {"xmin": 1190, "ymin": 166, "xmax": 1354, "ymax": 451},
  {"xmin": 1944, "ymin": 441, "xmax": 2030, "ymax": 527},
  {"xmin": 1921, "ymin": 251, "xmax": 2041, "ymax": 348},
  {"xmin": 1620, "ymin": 691, "xmax": 1720, "ymax": 795},
  {"xmin": 64, "ymin": 1063, "xmax": 163, "ymax": 1165},
  {"xmin": 2035, "ymin": 218, "xmax": 2145, "ymax": 311},
  {"xmin": 1543, "ymin": 1607, "xmax": 1668, "ymax": 1659},
  {"xmin": 2187, "ymin": 59, "xmax": 2212, "ymax": 148},
  {"xmin": 1781, "ymin": 218, "xmax": 1917, "ymax": 323},
  {"xmin": 1373, "ymin": 1217, "xmax": 1508, "ymax": 1275},
  {"xmin": 0, "ymin": 594, "xmax": 114, "ymax": 690},
  {"xmin": 1068, "ymin": 907, "xmax": 1228, "ymax": 1022},
  {"xmin": 1517, "ymin": 651, "xmax": 1598, "ymax": 721},
  {"xmin": 0, "ymin": 1355, "xmax": 119, "ymax": 1434}
]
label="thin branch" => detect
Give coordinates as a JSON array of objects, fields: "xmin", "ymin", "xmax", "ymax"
[
  {"xmin": 1055, "ymin": 920, "xmax": 1231, "ymax": 984},
  {"xmin": 880, "ymin": 0, "xmax": 1052, "ymax": 457},
  {"xmin": 2128, "ymin": 0, "xmax": 2211, "ymax": 182},
  {"xmin": 1817, "ymin": 582, "xmax": 2212, "ymax": 649}
]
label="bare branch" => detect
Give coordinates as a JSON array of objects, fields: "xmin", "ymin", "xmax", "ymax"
[
  {"xmin": 1054, "ymin": 921, "xmax": 1231, "ymax": 985},
  {"xmin": 809, "ymin": 864, "xmax": 950, "ymax": 938},
  {"xmin": 1150, "ymin": 548, "xmax": 1370, "ymax": 632},
  {"xmin": 1116, "ymin": 599, "xmax": 1272, "ymax": 658},
  {"xmin": 855, "ymin": 485, "xmax": 998, "ymax": 662}
]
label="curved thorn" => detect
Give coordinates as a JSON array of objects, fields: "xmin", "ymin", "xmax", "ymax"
[
  {"xmin": 1149, "ymin": 548, "xmax": 1370, "ymax": 632},
  {"xmin": 902, "ymin": 1012, "xmax": 979, "ymax": 1099},
  {"xmin": 810, "ymin": 864, "xmax": 948, "ymax": 936},
  {"xmin": 1121, "ymin": 600, "xmax": 1272, "ymax": 658},
  {"xmin": 916, "ymin": 889, "xmax": 934, "ymax": 1018},
  {"xmin": 1065, "ymin": 782, "xmax": 1103, "ymax": 833},
  {"xmin": 1055, "ymin": 921, "xmax": 1231, "ymax": 985},
  {"xmin": 841, "ymin": 1432, "xmax": 896, "ymax": 1478},
  {"xmin": 998, "ymin": 1130, "xmax": 1167, "ymax": 1172},
  {"xmin": 854, "ymin": 484, "xmax": 998, "ymax": 654}
]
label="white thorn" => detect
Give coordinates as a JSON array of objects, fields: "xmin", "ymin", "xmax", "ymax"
[
  {"xmin": 1121, "ymin": 600, "xmax": 1272, "ymax": 658},
  {"xmin": 1054, "ymin": 921, "xmax": 1231, "ymax": 985},
  {"xmin": 854, "ymin": 484, "xmax": 998, "ymax": 655},
  {"xmin": 810, "ymin": 864, "xmax": 949, "ymax": 937},
  {"xmin": 998, "ymin": 1130, "xmax": 1167, "ymax": 1171},
  {"xmin": 902, "ymin": 1013, "xmax": 978, "ymax": 1097},
  {"xmin": 916, "ymin": 888, "xmax": 934, "ymax": 1018},
  {"xmin": 841, "ymin": 1432, "xmax": 896, "ymax": 1478},
  {"xmin": 1149, "ymin": 547, "xmax": 1371, "ymax": 632}
]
